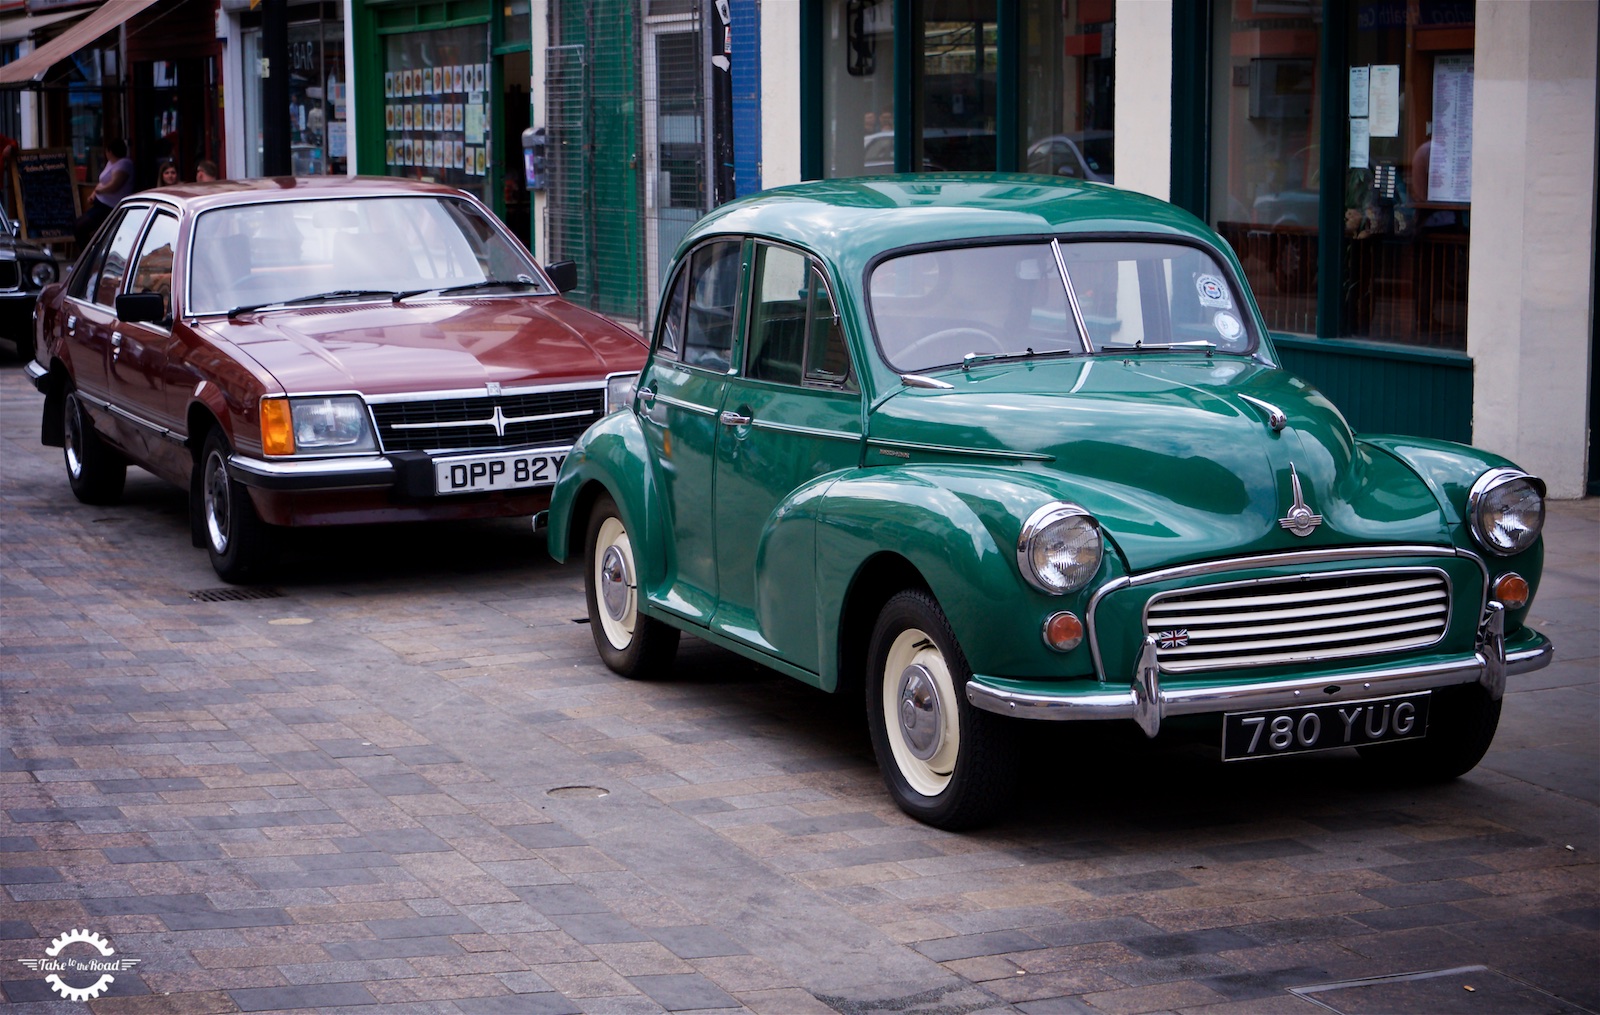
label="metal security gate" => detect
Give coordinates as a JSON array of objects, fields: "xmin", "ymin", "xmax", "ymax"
[
  {"xmin": 642, "ymin": 9, "xmax": 708, "ymax": 314},
  {"xmin": 545, "ymin": 0, "xmax": 648, "ymax": 327}
]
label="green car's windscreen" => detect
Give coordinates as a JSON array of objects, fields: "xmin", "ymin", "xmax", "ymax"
[{"xmin": 870, "ymin": 240, "xmax": 1256, "ymax": 373}]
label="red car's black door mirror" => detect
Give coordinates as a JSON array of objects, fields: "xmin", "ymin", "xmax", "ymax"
[
  {"xmin": 115, "ymin": 291, "xmax": 167, "ymax": 324},
  {"xmin": 545, "ymin": 260, "xmax": 578, "ymax": 293}
]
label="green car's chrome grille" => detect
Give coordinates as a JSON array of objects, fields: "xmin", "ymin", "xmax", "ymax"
[{"xmin": 1143, "ymin": 568, "xmax": 1451, "ymax": 673}]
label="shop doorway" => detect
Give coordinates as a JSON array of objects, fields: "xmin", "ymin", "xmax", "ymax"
[
  {"xmin": 499, "ymin": 49, "xmax": 531, "ymax": 248},
  {"xmin": 132, "ymin": 57, "xmax": 220, "ymax": 187},
  {"xmin": 915, "ymin": 2, "xmax": 997, "ymax": 172}
]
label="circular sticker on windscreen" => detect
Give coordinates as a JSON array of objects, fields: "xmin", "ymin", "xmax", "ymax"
[
  {"xmin": 1196, "ymin": 274, "xmax": 1233, "ymax": 309},
  {"xmin": 1213, "ymin": 312, "xmax": 1243, "ymax": 341}
]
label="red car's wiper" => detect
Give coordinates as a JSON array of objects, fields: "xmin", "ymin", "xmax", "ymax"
[
  {"xmin": 227, "ymin": 289, "xmax": 399, "ymax": 318},
  {"xmin": 393, "ymin": 279, "xmax": 544, "ymax": 302}
]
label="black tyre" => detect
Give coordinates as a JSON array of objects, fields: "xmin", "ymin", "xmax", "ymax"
[
  {"xmin": 62, "ymin": 386, "xmax": 126, "ymax": 505},
  {"xmin": 199, "ymin": 430, "xmax": 275, "ymax": 583},
  {"xmin": 866, "ymin": 590, "xmax": 1020, "ymax": 830},
  {"xmin": 584, "ymin": 492, "xmax": 679, "ymax": 678},
  {"xmin": 1357, "ymin": 683, "xmax": 1502, "ymax": 782}
]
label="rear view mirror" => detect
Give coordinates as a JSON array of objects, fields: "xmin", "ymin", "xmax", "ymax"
[
  {"xmin": 116, "ymin": 291, "xmax": 167, "ymax": 324},
  {"xmin": 545, "ymin": 260, "xmax": 577, "ymax": 293}
]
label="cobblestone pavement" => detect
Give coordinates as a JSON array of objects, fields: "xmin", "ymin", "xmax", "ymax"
[{"xmin": 2, "ymin": 363, "xmax": 1596, "ymax": 1015}]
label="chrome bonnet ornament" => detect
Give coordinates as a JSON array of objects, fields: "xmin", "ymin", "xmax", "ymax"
[{"xmin": 1278, "ymin": 464, "xmax": 1323, "ymax": 537}]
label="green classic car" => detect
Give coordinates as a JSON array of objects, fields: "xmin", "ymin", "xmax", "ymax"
[{"xmin": 546, "ymin": 175, "xmax": 1552, "ymax": 829}]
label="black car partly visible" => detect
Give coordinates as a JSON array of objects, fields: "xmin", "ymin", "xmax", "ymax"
[{"xmin": 0, "ymin": 215, "xmax": 59, "ymax": 360}]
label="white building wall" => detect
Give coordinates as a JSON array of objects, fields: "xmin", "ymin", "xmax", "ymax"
[
  {"xmin": 761, "ymin": 0, "xmax": 801, "ymax": 188},
  {"xmin": 1468, "ymin": 0, "xmax": 1596, "ymax": 498},
  {"xmin": 1113, "ymin": 0, "xmax": 1171, "ymax": 201}
]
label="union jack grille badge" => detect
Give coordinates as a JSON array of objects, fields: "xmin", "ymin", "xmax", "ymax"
[{"xmin": 1157, "ymin": 629, "xmax": 1190, "ymax": 650}]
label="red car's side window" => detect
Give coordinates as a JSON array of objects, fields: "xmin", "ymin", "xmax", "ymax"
[{"xmin": 89, "ymin": 212, "xmax": 151, "ymax": 308}]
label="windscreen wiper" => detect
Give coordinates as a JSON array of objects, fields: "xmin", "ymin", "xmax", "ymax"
[
  {"xmin": 1100, "ymin": 340, "xmax": 1217, "ymax": 352},
  {"xmin": 961, "ymin": 347, "xmax": 1075, "ymax": 371},
  {"xmin": 393, "ymin": 279, "xmax": 544, "ymax": 302},
  {"xmin": 227, "ymin": 289, "xmax": 399, "ymax": 318}
]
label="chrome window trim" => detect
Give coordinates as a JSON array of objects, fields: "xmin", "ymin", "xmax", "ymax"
[
  {"xmin": 1138, "ymin": 565, "xmax": 1453, "ymax": 673},
  {"xmin": 1086, "ymin": 545, "xmax": 1491, "ymax": 681}
]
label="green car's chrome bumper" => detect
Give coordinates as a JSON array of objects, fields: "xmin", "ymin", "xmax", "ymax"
[{"xmin": 966, "ymin": 602, "xmax": 1552, "ymax": 738}]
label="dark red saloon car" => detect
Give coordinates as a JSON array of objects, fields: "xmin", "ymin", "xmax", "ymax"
[{"xmin": 26, "ymin": 176, "xmax": 647, "ymax": 582}]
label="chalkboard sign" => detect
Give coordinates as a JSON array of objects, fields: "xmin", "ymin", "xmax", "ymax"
[{"xmin": 10, "ymin": 148, "xmax": 81, "ymax": 243}]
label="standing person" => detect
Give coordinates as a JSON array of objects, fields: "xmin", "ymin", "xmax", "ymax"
[
  {"xmin": 194, "ymin": 159, "xmax": 221, "ymax": 183},
  {"xmin": 156, "ymin": 158, "xmax": 180, "ymax": 187},
  {"xmin": 74, "ymin": 139, "xmax": 134, "ymax": 246}
]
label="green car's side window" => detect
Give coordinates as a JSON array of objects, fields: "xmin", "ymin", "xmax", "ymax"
[
  {"xmin": 682, "ymin": 240, "xmax": 740, "ymax": 372},
  {"xmin": 655, "ymin": 262, "xmax": 687, "ymax": 360},
  {"xmin": 747, "ymin": 242, "xmax": 855, "ymax": 391}
]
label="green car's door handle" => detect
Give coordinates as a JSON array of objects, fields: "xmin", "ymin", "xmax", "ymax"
[{"xmin": 720, "ymin": 410, "xmax": 751, "ymax": 427}]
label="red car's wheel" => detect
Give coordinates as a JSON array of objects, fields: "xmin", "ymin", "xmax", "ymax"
[
  {"xmin": 62, "ymin": 386, "xmax": 126, "ymax": 505},
  {"xmin": 199, "ymin": 430, "xmax": 275, "ymax": 583}
]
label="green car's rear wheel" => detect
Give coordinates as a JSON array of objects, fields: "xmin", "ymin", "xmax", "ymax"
[{"xmin": 867, "ymin": 590, "xmax": 1018, "ymax": 830}]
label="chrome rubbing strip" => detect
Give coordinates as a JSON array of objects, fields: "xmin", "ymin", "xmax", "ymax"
[
  {"xmin": 1086, "ymin": 545, "xmax": 1464, "ymax": 682},
  {"xmin": 363, "ymin": 379, "xmax": 607, "ymax": 403},
  {"xmin": 749, "ymin": 420, "xmax": 860, "ymax": 442},
  {"xmin": 652, "ymin": 393, "xmax": 718, "ymax": 416},
  {"xmin": 228, "ymin": 454, "xmax": 394, "ymax": 484},
  {"xmin": 105, "ymin": 401, "xmax": 187, "ymax": 444},
  {"xmin": 865, "ymin": 439, "xmax": 1054, "ymax": 462}
]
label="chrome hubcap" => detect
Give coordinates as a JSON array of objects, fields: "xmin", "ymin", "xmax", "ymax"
[
  {"xmin": 897, "ymin": 663, "xmax": 943, "ymax": 761},
  {"xmin": 64, "ymin": 397, "xmax": 84, "ymax": 478},
  {"xmin": 599, "ymin": 544, "xmax": 631, "ymax": 622},
  {"xmin": 204, "ymin": 451, "xmax": 231, "ymax": 553}
]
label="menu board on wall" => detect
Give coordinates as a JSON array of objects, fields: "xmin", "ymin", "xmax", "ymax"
[
  {"xmin": 1429, "ymin": 55, "xmax": 1474, "ymax": 204},
  {"xmin": 1369, "ymin": 65, "xmax": 1400, "ymax": 137}
]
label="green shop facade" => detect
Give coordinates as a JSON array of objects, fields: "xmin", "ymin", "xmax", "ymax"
[{"xmin": 350, "ymin": 0, "xmax": 536, "ymax": 248}]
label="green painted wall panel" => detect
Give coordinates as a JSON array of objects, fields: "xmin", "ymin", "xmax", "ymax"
[{"xmin": 1273, "ymin": 336, "xmax": 1472, "ymax": 444}]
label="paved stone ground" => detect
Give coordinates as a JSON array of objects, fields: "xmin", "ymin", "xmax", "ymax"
[{"xmin": 1, "ymin": 362, "xmax": 1596, "ymax": 1015}]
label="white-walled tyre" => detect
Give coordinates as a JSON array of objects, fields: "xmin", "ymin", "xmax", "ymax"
[
  {"xmin": 866, "ymin": 590, "xmax": 1019, "ymax": 829},
  {"xmin": 584, "ymin": 492, "xmax": 679, "ymax": 678}
]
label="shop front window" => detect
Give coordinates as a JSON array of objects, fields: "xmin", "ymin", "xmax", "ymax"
[
  {"xmin": 1208, "ymin": 1, "xmax": 1473, "ymax": 351},
  {"xmin": 1208, "ymin": 3, "xmax": 1324, "ymax": 336},
  {"xmin": 1019, "ymin": 0, "xmax": 1113, "ymax": 183},
  {"xmin": 918, "ymin": 2, "xmax": 996, "ymax": 172},
  {"xmin": 823, "ymin": 0, "xmax": 895, "ymax": 176},
  {"xmin": 382, "ymin": 27, "xmax": 492, "ymax": 203},
  {"xmin": 1340, "ymin": 5, "xmax": 1472, "ymax": 350},
  {"xmin": 243, "ymin": 12, "xmax": 345, "ymax": 178}
]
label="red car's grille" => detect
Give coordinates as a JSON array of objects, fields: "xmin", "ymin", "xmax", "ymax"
[{"xmin": 370, "ymin": 389, "xmax": 606, "ymax": 453}]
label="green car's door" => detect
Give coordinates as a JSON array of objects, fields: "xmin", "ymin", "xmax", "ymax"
[
  {"xmin": 636, "ymin": 239, "xmax": 743, "ymax": 624},
  {"xmin": 710, "ymin": 243, "xmax": 862, "ymax": 675}
]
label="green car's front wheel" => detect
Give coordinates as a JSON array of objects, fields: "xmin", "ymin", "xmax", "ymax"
[
  {"xmin": 867, "ymin": 590, "xmax": 1019, "ymax": 830},
  {"xmin": 584, "ymin": 492, "xmax": 679, "ymax": 679}
]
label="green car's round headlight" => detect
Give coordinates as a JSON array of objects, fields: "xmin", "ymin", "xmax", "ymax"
[
  {"xmin": 1467, "ymin": 468, "xmax": 1545, "ymax": 556},
  {"xmin": 1018, "ymin": 503, "xmax": 1102, "ymax": 594},
  {"xmin": 28, "ymin": 260, "xmax": 55, "ymax": 287}
]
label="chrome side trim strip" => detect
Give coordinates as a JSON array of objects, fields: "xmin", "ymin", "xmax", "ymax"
[
  {"xmin": 74, "ymin": 390, "xmax": 189, "ymax": 445},
  {"xmin": 652, "ymin": 393, "xmax": 718, "ymax": 417},
  {"xmin": 864, "ymin": 438, "xmax": 1054, "ymax": 462},
  {"xmin": 749, "ymin": 419, "xmax": 861, "ymax": 442}
]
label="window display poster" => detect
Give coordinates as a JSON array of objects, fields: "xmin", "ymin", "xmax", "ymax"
[
  {"xmin": 1370, "ymin": 64, "xmax": 1400, "ymax": 137},
  {"xmin": 1349, "ymin": 66, "xmax": 1369, "ymax": 117},
  {"xmin": 466, "ymin": 99, "xmax": 485, "ymax": 144},
  {"xmin": 1349, "ymin": 117, "xmax": 1370, "ymax": 169},
  {"xmin": 1429, "ymin": 55, "xmax": 1473, "ymax": 203}
]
